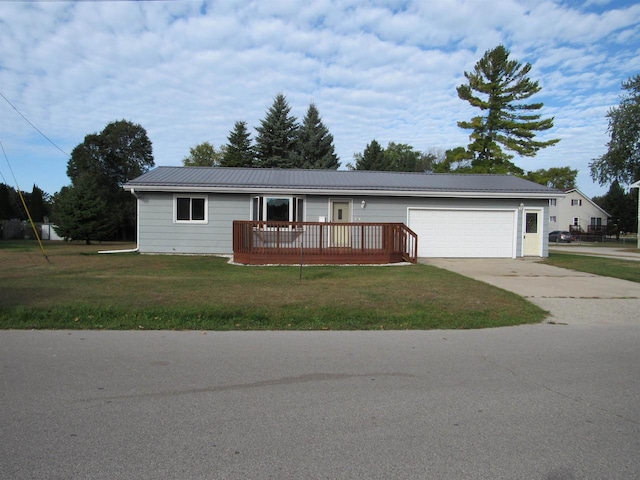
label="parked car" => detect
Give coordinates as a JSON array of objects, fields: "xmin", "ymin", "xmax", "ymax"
[{"xmin": 549, "ymin": 230, "xmax": 573, "ymax": 243}]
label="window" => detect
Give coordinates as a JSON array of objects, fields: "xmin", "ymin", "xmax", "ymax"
[
  {"xmin": 549, "ymin": 199, "xmax": 557, "ymax": 206},
  {"xmin": 526, "ymin": 212, "xmax": 538, "ymax": 234},
  {"xmin": 571, "ymin": 199, "xmax": 582, "ymax": 206},
  {"xmin": 252, "ymin": 196, "xmax": 304, "ymax": 222},
  {"xmin": 549, "ymin": 216, "xmax": 557, "ymax": 223},
  {"xmin": 573, "ymin": 217, "xmax": 579, "ymax": 226},
  {"xmin": 591, "ymin": 217, "xmax": 602, "ymax": 226},
  {"xmin": 174, "ymin": 195, "xmax": 207, "ymax": 223}
]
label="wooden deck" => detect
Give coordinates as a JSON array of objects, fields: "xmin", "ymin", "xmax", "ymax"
[{"xmin": 233, "ymin": 221, "xmax": 417, "ymax": 265}]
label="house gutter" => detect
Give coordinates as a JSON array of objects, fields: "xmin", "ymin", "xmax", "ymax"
[{"xmin": 98, "ymin": 188, "xmax": 140, "ymax": 254}]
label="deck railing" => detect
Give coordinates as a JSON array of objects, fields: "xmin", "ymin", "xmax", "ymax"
[{"xmin": 233, "ymin": 221, "xmax": 417, "ymax": 265}]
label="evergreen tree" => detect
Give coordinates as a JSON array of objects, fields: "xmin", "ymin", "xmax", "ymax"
[
  {"xmin": 592, "ymin": 181, "xmax": 638, "ymax": 235},
  {"xmin": 293, "ymin": 103, "xmax": 339, "ymax": 169},
  {"xmin": 0, "ymin": 183, "xmax": 16, "ymax": 220},
  {"xmin": 28, "ymin": 184, "xmax": 46, "ymax": 222},
  {"xmin": 457, "ymin": 45, "xmax": 559, "ymax": 173},
  {"xmin": 254, "ymin": 94, "xmax": 299, "ymax": 168},
  {"xmin": 221, "ymin": 121, "xmax": 255, "ymax": 167},
  {"xmin": 590, "ymin": 74, "xmax": 640, "ymax": 186},
  {"xmin": 52, "ymin": 174, "xmax": 118, "ymax": 244},
  {"xmin": 353, "ymin": 140, "xmax": 386, "ymax": 170}
]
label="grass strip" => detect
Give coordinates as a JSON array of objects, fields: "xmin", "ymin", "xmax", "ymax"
[{"xmin": 544, "ymin": 253, "xmax": 640, "ymax": 283}]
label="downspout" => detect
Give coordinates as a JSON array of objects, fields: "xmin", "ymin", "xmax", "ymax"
[{"xmin": 98, "ymin": 188, "xmax": 140, "ymax": 254}]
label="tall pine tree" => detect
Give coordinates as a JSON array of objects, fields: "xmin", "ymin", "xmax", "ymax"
[
  {"xmin": 293, "ymin": 103, "xmax": 339, "ymax": 169},
  {"xmin": 353, "ymin": 140, "xmax": 386, "ymax": 170},
  {"xmin": 457, "ymin": 45, "xmax": 559, "ymax": 173},
  {"xmin": 221, "ymin": 121, "xmax": 255, "ymax": 167},
  {"xmin": 254, "ymin": 94, "xmax": 299, "ymax": 168}
]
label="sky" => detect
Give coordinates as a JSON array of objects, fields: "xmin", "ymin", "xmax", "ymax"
[{"xmin": 1, "ymin": 0, "xmax": 639, "ymax": 199}]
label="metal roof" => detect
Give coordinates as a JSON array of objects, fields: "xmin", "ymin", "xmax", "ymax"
[{"xmin": 124, "ymin": 166, "xmax": 564, "ymax": 198}]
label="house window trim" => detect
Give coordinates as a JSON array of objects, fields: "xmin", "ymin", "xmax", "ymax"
[
  {"xmin": 173, "ymin": 194, "xmax": 208, "ymax": 224},
  {"xmin": 571, "ymin": 199, "xmax": 582, "ymax": 206},
  {"xmin": 251, "ymin": 195, "xmax": 305, "ymax": 223}
]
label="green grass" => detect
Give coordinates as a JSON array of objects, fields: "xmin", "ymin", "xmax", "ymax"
[
  {"xmin": 0, "ymin": 241, "xmax": 546, "ymax": 330},
  {"xmin": 543, "ymin": 252, "xmax": 640, "ymax": 284}
]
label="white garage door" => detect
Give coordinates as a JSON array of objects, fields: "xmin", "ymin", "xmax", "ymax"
[{"xmin": 408, "ymin": 209, "xmax": 516, "ymax": 258}]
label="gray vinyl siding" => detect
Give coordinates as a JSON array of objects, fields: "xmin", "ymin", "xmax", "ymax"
[
  {"xmin": 137, "ymin": 192, "xmax": 249, "ymax": 254},
  {"xmin": 136, "ymin": 191, "xmax": 549, "ymax": 257}
]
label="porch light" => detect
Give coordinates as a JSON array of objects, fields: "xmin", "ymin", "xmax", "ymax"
[
  {"xmin": 361, "ymin": 200, "xmax": 366, "ymax": 209},
  {"xmin": 519, "ymin": 203, "xmax": 524, "ymax": 211}
]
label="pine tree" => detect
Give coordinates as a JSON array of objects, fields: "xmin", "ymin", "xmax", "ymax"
[
  {"xmin": 29, "ymin": 184, "xmax": 46, "ymax": 222},
  {"xmin": 353, "ymin": 140, "xmax": 386, "ymax": 170},
  {"xmin": 457, "ymin": 45, "xmax": 559, "ymax": 173},
  {"xmin": 52, "ymin": 174, "xmax": 118, "ymax": 244},
  {"xmin": 221, "ymin": 121, "xmax": 255, "ymax": 167},
  {"xmin": 254, "ymin": 94, "xmax": 299, "ymax": 168},
  {"xmin": 293, "ymin": 104, "xmax": 339, "ymax": 169}
]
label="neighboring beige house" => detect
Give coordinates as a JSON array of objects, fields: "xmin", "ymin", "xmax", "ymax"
[{"xmin": 548, "ymin": 188, "xmax": 609, "ymax": 235}]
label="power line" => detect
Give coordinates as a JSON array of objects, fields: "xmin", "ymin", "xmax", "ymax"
[{"xmin": 0, "ymin": 91, "xmax": 68, "ymax": 157}]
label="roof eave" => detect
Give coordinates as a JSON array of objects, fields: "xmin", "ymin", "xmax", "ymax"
[{"xmin": 124, "ymin": 184, "xmax": 565, "ymax": 198}]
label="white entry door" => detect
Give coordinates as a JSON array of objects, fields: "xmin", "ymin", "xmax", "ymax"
[
  {"xmin": 523, "ymin": 209, "xmax": 543, "ymax": 256},
  {"xmin": 331, "ymin": 201, "xmax": 351, "ymax": 247}
]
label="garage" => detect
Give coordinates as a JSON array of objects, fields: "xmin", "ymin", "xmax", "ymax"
[{"xmin": 408, "ymin": 208, "xmax": 517, "ymax": 258}]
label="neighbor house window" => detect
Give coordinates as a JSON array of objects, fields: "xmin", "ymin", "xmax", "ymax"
[
  {"xmin": 571, "ymin": 199, "xmax": 582, "ymax": 206},
  {"xmin": 252, "ymin": 196, "xmax": 304, "ymax": 222},
  {"xmin": 174, "ymin": 195, "xmax": 207, "ymax": 223},
  {"xmin": 591, "ymin": 217, "xmax": 602, "ymax": 226},
  {"xmin": 573, "ymin": 217, "xmax": 579, "ymax": 226},
  {"xmin": 549, "ymin": 216, "xmax": 557, "ymax": 223},
  {"xmin": 549, "ymin": 199, "xmax": 557, "ymax": 206}
]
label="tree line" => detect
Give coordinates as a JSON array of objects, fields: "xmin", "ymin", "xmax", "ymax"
[
  {"xmin": 0, "ymin": 183, "xmax": 49, "ymax": 222},
  {"xmin": 182, "ymin": 96, "xmax": 338, "ymax": 170}
]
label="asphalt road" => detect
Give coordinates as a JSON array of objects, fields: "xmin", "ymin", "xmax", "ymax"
[{"xmin": 2, "ymin": 328, "xmax": 639, "ymax": 479}]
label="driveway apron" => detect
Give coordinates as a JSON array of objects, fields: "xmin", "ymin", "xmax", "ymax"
[{"xmin": 422, "ymin": 257, "xmax": 640, "ymax": 326}]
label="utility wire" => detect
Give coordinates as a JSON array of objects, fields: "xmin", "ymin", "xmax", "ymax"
[{"xmin": 0, "ymin": 91, "xmax": 68, "ymax": 157}]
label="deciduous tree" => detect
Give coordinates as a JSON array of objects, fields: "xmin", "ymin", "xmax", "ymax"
[
  {"xmin": 182, "ymin": 142, "xmax": 224, "ymax": 167},
  {"xmin": 590, "ymin": 74, "xmax": 640, "ymax": 187}
]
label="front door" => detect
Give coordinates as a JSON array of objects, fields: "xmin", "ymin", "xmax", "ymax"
[
  {"xmin": 523, "ymin": 210, "xmax": 542, "ymax": 256},
  {"xmin": 331, "ymin": 201, "xmax": 351, "ymax": 247}
]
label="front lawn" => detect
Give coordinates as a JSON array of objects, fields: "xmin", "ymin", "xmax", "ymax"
[
  {"xmin": 0, "ymin": 241, "xmax": 546, "ymax": 330},
  {"xmin": 543, "ymin": 252, "xmax": 640, "ymax": 284}
]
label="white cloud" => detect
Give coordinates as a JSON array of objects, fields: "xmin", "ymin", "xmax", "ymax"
[{"xmin": 1, "ymin": 0, "xmax": 638, "ymax": 199}]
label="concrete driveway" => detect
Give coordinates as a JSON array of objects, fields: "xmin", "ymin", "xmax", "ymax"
[{"xmin": 423, "ymin": 252, "xmax": 640, "ymax": 326}]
